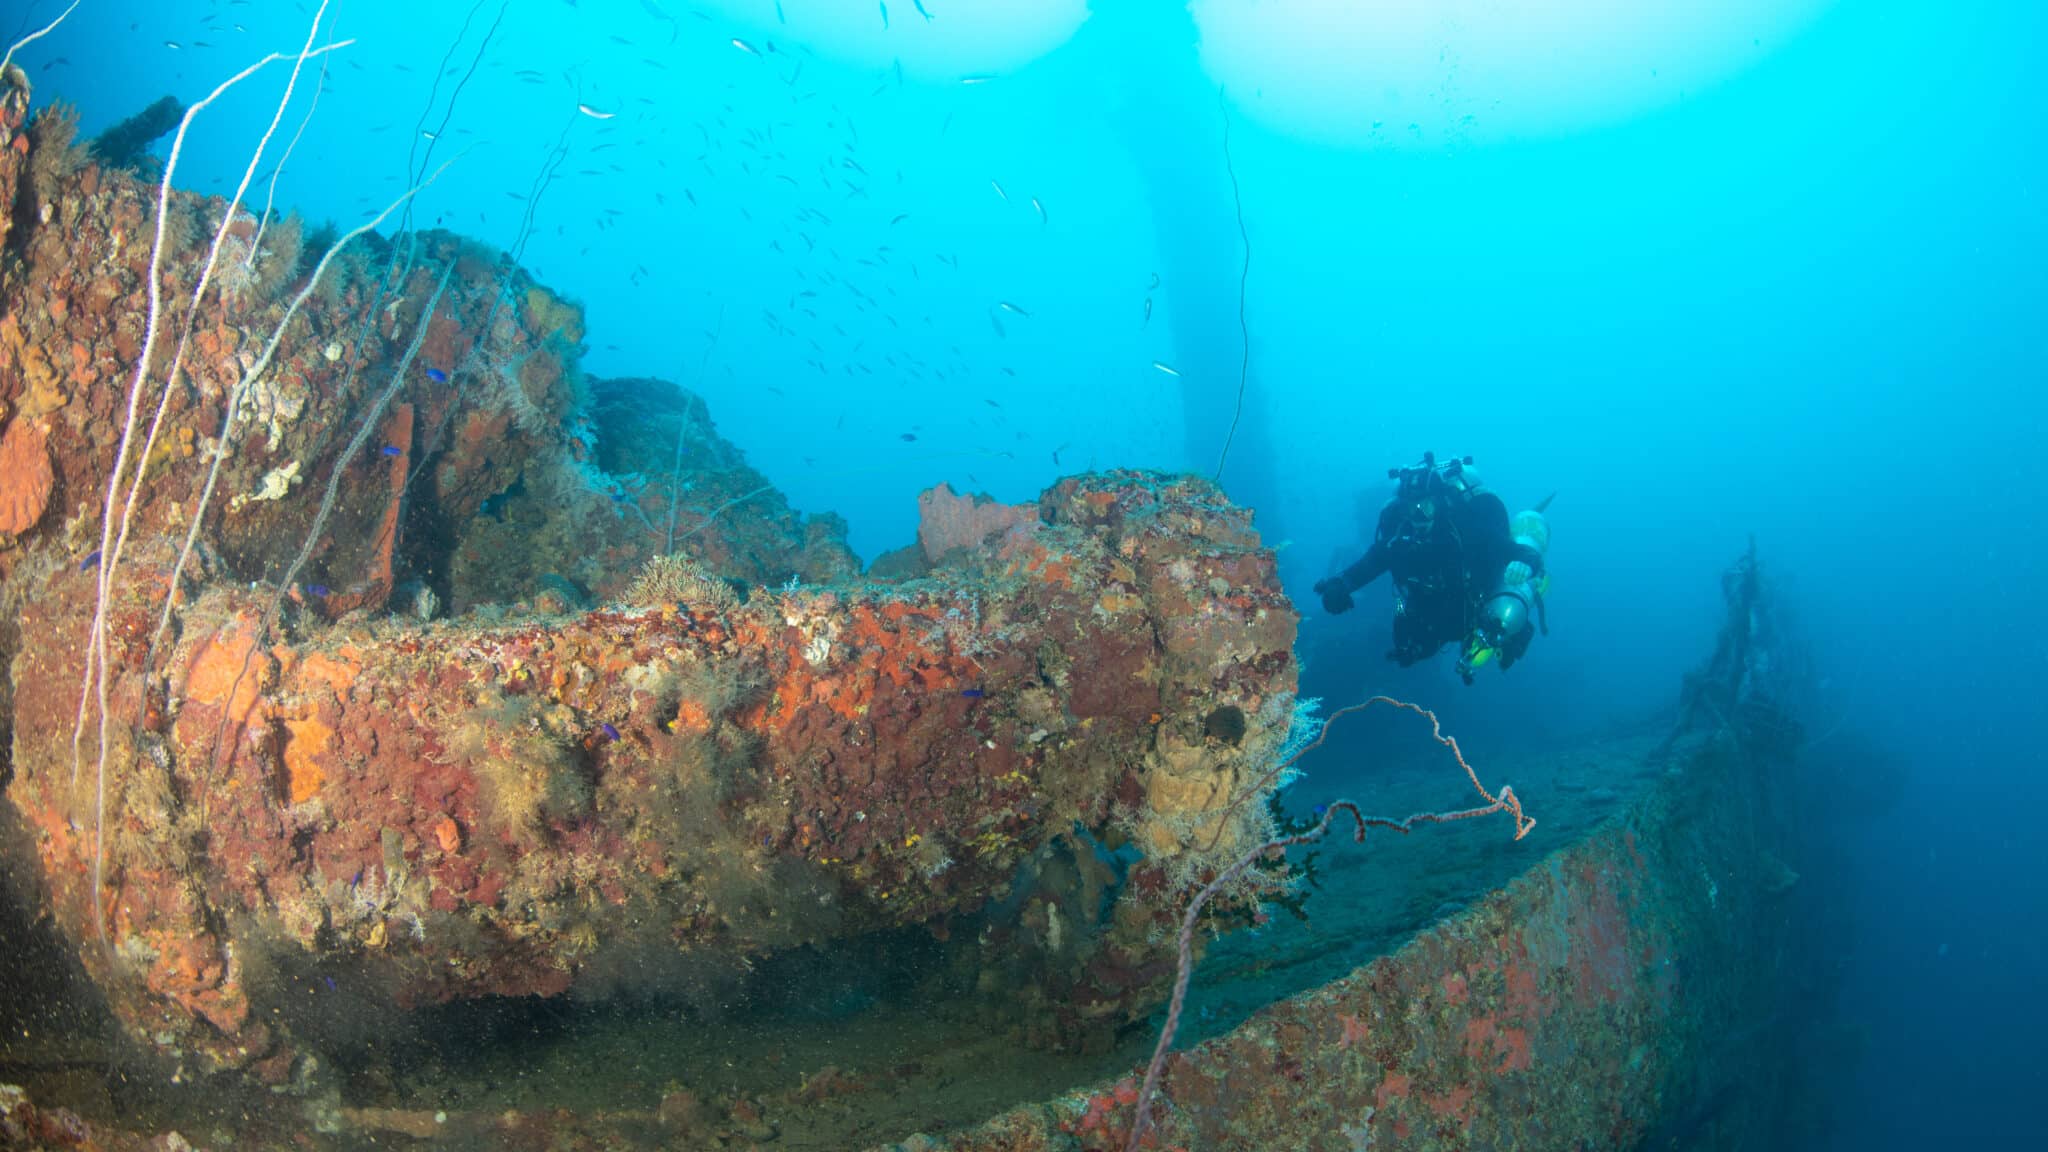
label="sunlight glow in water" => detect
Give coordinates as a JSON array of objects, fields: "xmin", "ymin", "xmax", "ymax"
[{"xmin": 1192, "ymin": 0, "xmax": 1838, "ymax": 144}]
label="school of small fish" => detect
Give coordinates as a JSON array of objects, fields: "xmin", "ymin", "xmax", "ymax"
[{"xmin": 131, "ymin": 0, "xmax": 1187, "ymax": 470}]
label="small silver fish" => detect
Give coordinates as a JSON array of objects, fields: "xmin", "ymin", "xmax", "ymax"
[
  {"xmin": 998, "ymin": 301, "xmax": 1030, "ymax": 316},
  {"xmin": 1152, "ymin": 361, "xmax": 1180, "ymax": 377},
  {"xmin": 732, "ymin": 37, "xmax": 760, "ymax": 56},
  {"xmin": 1031, "ymin": 196, "xmax": 1046, "ymax": 225},
  {"xmin": 577, "ymin": 104, "xmax": 616, "ymax": 120},
  {"xmin": 991, "ymin": 179, "xmax": 1007, "ymax": 202}
]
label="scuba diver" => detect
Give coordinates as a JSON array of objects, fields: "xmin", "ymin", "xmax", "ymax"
[{"xmin": 1313, "ymin": 453, "xmax": 1553, "ymax": 684}]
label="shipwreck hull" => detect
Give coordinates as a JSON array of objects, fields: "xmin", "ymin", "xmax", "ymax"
[
  {"xmin": 0, "ymin": 70, "xmax": 1800, "ymax": 1150},
  {"xmin": 5, "ymin": 471, "xmax": 1300, "ymax": 1076},
  {"xmin": 910, "ymin": 728, "xmax": 1784, "ymax": 1152},
  {"xmin": 0, "ymin": 719, "xmax": 1794, "ymax": 1152},
  {"xmin": 0, "ymin": 720, "xmax": 1792, "ymax": 1151}
]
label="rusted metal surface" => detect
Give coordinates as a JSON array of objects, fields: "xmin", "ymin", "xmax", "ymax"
[
  {"xmin": 5, "ymin": 470, "xmax": 1298, "ymax": 1078},
  {"xmin": 0, "ymin": 727, "xmax": 1785, "ymax": 1151},
  {"xmin": 889, "ymin": 732, "xmax": 1782, "ymax": 1152}
]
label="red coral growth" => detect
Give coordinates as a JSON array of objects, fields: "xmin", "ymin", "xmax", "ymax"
[
  {"xmin": 1567, "ymin": 862, "xmax": 1632, "ymax": 1007},
  {"xmin": 1441, "ymin": 971, "xmax": 1469, "ymax": 1005},
  {"xmin": 0, "ymin": 418, "xmax": 54, "ymax": 536},
  {"xmin": 1462, "ymin": 1015, "xmax": 1534, "ymax": 1073},
  {"xmin": 917, "ymin": 481, "xmax": 1038, "ymax": 563}
]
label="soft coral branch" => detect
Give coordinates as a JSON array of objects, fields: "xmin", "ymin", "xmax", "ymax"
[{"xmin": 1124, "ymin": 695, "xmax": 1533, "ymax": 1152}]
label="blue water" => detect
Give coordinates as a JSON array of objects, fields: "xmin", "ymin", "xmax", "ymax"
[{"xmin": 13, "ymin": 0, "xmax": 2044, "ymax": 1147}]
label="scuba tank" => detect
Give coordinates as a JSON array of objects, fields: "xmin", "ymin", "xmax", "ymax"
[
  {"xmin": 1510, "ymin": 507, "xmax": 1550, "ymax": 559},
  {"xmin": 1458, "ymin": 496, "xmax": 1554, "ymax": 683},
  {"xmin": 1479, "ymin": 581, "xmax": 1537, "ymax": 644},
  {"xmin": 1459, "ymin": 578, "xmax": 1536, "ymax": 683},
  {"xmin": 1509, "ymin": 502, "xmax": 1553, "ymax": 613}
]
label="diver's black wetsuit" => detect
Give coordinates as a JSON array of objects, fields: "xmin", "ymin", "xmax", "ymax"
[{"xmin": 1319, "ymin": 489, "xmax": 1543, "ymax": 668}]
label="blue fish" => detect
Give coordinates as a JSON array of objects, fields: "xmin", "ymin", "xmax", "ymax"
[
  {"xmin": 601, "ymin": 722, "xmax": 620, "ymax": 741},
  {"xmin": 79, "ymin": 549, "xmax": 101, "ymax": 572},
  {"xmin": 381, "ymin": 445, "xmax": 403, "ymax": 457},
  {"xmin": 308, "ymin": 584, "xmax": 331, "ymax": 598},
  {"xmin": 912, "ymin": 0, "xmax": 932, "ymax": 20},
  {"xmin": 425, "ymin": 367, "xmax": 448, "ymax": 383},
  {"xmin": 879, "ymin": 1, "xmax": 888, "ymax": 29},
  {"xmin": 775, "ymin": 0, "xmax": 785, "ymax": 23},
  {"xmin": 960, "ymin": 688, "xmax": 984, "ymax": 698}
]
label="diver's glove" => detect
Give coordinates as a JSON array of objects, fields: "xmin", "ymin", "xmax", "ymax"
[
  {"xmin": 1314, "ymin": 578, "xmax": 1354, "ymax": 615},
  {"xmin": 1501, "ymin": 560, "xmax": 1533, "ymax": 587}
]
